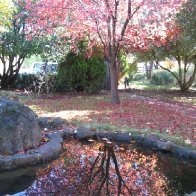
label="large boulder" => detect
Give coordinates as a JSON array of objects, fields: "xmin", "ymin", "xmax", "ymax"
[{"xmin": 0, "ymin": 99, "xmax": 41, "ymax": 155}]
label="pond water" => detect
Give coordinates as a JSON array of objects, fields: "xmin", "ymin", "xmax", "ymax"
[{"xmin": 0, "ymin": 139, "xmax": 195, "ymax": 196}]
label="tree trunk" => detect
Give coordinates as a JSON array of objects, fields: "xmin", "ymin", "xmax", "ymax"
[
  {"xmin": 103, "ymin": 59, "xmax": 111, "ymax": 90},
  {"xmin": 179, "ymin": 64, "xmax": 196, "ymax": 91},
  {"xmin": 0, "ymin": 57, "xmax": 23, "ymax": 89},
  {"xmin": 110, "ymin": 61, "xmax": 120, "ymax": 104},
  {"xmin": 145, "ymin": 61, "xmax": 153, "ymax": 79}
]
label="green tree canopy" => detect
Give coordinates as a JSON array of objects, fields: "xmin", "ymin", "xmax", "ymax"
[
  {"xmin": 0, "ymin": 0, "xmax": 50, "ymax": 88},
  {"xmin": 0, "ymin": 0, "xmax": 13, "ymax": 30}
]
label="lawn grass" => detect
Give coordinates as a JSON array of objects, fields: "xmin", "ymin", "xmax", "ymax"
[{"xmin": 127, "ymin": 80, "xmax": 176, "ymax": 90}]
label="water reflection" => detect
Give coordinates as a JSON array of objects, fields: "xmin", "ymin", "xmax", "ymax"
[
  {"xmin": 24, "ymin": 140, "xmax": 196, "ymax": 196},
  {"xmin": 0, "ymin": 167, "xmax": 37, "ymax": 195}
]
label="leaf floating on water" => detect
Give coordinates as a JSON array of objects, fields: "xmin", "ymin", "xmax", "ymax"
[
  {"xmin": 88, "ymin": 139, "xmax": 94, "ymax": 142},
  {"xmin": 185, "ymin": 139, "xmax": 191, "ymax": 145},
  {"xmin": 106, "ymin": 141, "xmax": 112, "ymax": 144}
]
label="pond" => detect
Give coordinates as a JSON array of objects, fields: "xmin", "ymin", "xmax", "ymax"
[{"xmin": 0, "ymin": 139, "xmax": 195, "ymax": 196}]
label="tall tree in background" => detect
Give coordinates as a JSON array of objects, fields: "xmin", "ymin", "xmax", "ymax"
[
  {"xmin": 0, "ymin": 0, "xmax": 13, "ymax": 30},
  {"xmin": 152, "ymin": 0, "xmax": 196, "ymax": 91},
  {"xmin": 26, "ymin": 0, "xmax": 186, "ymax": 103},
  {"xmin": 0, "ymin": 0, "xmax": 45, "ymax": 88}
]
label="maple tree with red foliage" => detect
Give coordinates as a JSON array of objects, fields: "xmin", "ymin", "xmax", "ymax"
[{"xmin": 24, "ymin": 0, "xmax": 186, "ymax": 104}]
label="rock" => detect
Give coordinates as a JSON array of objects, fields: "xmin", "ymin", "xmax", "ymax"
[
  {"xmin": 46, "ymin": 132, "xmax": 63, "ymax": 142},
  {"xmin": 96, "ymin": 132, "xmax": 115, "ymax": 140},
  {"xmin": 0, "ymin": 99, "xmax": 41, "ymax": 155},
  {"xmin": 143, "ymin": 137, "xmax": 158, "ymax": 148},
  {"xmin": 156, "ymin": 141, "xmax": 172, "ymax": 152},
  {"xmin": 189, "ymin": 150, "xmax": 196, "ymax": 162},
  {"xmin": 61, "ymin": 129, "xmax": 75, "ymax": 139},
  {"xmin": 38, "ymin": 117, "xmax": 67, "ymax": 130},
  {"xmin": 75, "ymin": 126, "xmax": 95, "ymax": 139},
  {"xmin": 28, "ymin": 141, "xmax": 63, "ymax": 162},
  {"xmin": 0, "ymin": 155, "xmax": 13, "ymax": 170},
  {"xmin": 131, "ymin": 135, "xmax": 145, "ymax": 144},
  {"xmin": 0, "ymin": 135, "xmax": 63, "ymax": 171},
  {"xmin": 171, "ymin": 146, "xmax": 191, "ymax": 159},
  {"xmin": 113, "ymin": 133, "xmax": 131, "ymax": 143},
  {"xmin": 12, "ymin": 154, "xmax": 37, "ymax": 167}
]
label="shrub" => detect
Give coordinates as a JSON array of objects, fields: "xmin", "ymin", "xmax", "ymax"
[
  {"xmin": 85, "ymin": 56, "xmax": 106, "ymax": 93},
  {"xmin": 36, "ymin": 73, "xmax": 57, "ymax": 96},
  {"xmin": 126, "ymin": 62, "xmax": 138, "ymax": 76},
  {"xmin": 13, "ymin": 73, "xmax": 57, "ymax": 96},
  {"xmin": 13, "ymin": 73, "xmax": 38, "ymax": 89},
  {"xmin": 57, "ymin": 52, "xmax": 105, "ymax": 93},
  {"xmin": 151, "ymin": 70, "xmax": 175, "ymax": 85},
  {"xmin": 57, "ymin": 53, "xmax": 88, "ymax": 92},
  {"xmin": 133, "ymin": 73, "xmax": 146, "ymax": 81}
]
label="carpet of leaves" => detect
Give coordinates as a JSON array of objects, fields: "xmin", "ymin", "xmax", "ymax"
[{"xmin": 25, "ymin": 91, "xmax": 196, "ymax": 147}]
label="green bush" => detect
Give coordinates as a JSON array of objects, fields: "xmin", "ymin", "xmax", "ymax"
[
  {"xmin": 151, "ymin": 70, "xmax": 175, "ymax": 85},
  {"xmin": 13, "ymin": 73, "xmax": 58, "ymax": 96},
  {"xmin": 57, "ymin": 53, "xmax": 88, "ymax": 91},
  {"xmin": 13, "ymin": 73, "xmax": 38, "ymax": 89},
  {"xmin": 57, "ymin": 52, "xmax": 105, "ymax": 93},
  {"xmin": 85, "ymin": 56, "xmax": 106, "ymax": 93},
  {"xmin": 133, "ymin": 73, "xmax": 146, "ymax": 81},
  {"xmin": 126, "ymin": 62, "xmax": 138, "ymax": 76}
]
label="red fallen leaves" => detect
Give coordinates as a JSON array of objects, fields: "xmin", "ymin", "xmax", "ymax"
[
  {"xmin": 25, "ymin": 93, "xmax": 196, "ymax": 146},
  {"xmin": 96, "ymin": 99, "xmax": 195, "ymax": 133},
  {"xmin": 89, "ymin": 101, "xmax": 195, "ymax": 146}
]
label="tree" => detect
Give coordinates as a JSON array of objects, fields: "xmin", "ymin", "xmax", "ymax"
[
  {"xmin": 0, "ymin": 0, "xmax": 13, "ymax": 30},
  {"xmin": 0, "ymin": 0, "xmax": 46, "ymax": 88},
  {"xmin": 177, "ymin": 0, "xmax": 196, "ymax": 42},
  {"xmin": 26, "ymin": 0, "xmax": 186, "ymax": 103},
  {"xmin": 134, "ymin": 50, "xmax": 155, "ymax": 79},
  {"xmin": 152, "ymin": 0, "xmax": 196, "ymax": 91}
]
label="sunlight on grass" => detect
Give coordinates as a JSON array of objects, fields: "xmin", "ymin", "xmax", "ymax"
[
  {"xmin": 29, "ymin": 105, "xmax": 44, "ymax": 114},
  {"xmin": 39, "ymin": 110, "xmax": 101, "ymax": 121},
  {"xmin": 81, "ymin": 122, "xmax": 119, "ymax": 131},
  {"xmin": 128, "ymin": 81, "xmax": 175, "ymax": 90},
  {"xmin": 173, "ymin": 97, "xmax": 196, "ymax": 105}
]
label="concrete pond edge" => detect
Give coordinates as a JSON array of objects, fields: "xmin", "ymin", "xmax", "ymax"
[{"xmin": 0, "ymin": 126, "xmax": 195, "ymax": 171}]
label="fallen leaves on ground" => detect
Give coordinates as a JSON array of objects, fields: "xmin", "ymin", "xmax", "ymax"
[{"xmin": 24, "ymin": 91, "xmax": 196, "ymax": 147}]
